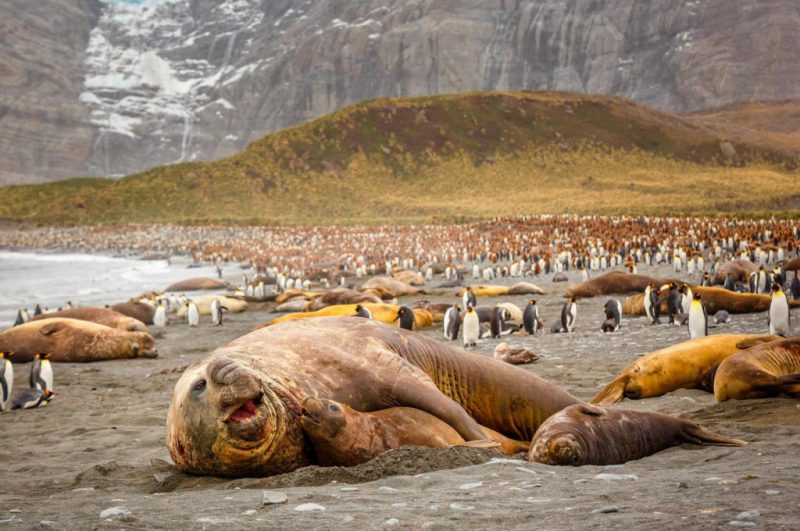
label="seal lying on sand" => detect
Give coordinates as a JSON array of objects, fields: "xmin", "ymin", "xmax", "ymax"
[
  {"xmin": 361, "ymin": 277, "xmax": 422, "ymax": 297},
  {"xmin": 299, "ymin": 397, "xmax": 528, "ymax": 466},
  {"xmin": 591, "ymin": 334, "xmax": 779, "ymax": 405},
  {"xmin": 564, "ymin": 272, "xmax": 676, "ymax": 299},
  {"xmin": 166, "ymin": 317, "xmax": 578, "ymax": 477},
  {"xmin": 32, "ymin": 307, "xmax": 147, "ymax": 332},
  {"xmin": 176, "ymin": 296, "xmax": 247, "ymax": 317},
  {"xmin": 623, "ymin": 286, "xmax": 800, "ymax": 316},
  {"xmin": 261, "ymin": 304, "xmax": 432, "ymax": 330},
  {"xmin": 0, "ymin": 318, "xmax": 157, "ymax": 363},
  {"xmin": 714, "ymin": 337, "xmax": 800, "ymax": 402},
  {"xmin": 456, "ymin": 283, "xmax": 545, "ymax": 297},
  {"xmin": 165, "ymin": 277, "xmax": 230, "ymax": 292},
  {"xmin": 529, "ymin": 403, "xmax": 746, "ymax": 466},
  {"xmin": 111, "ymin": 301, "xmax": 156, "ymax": 325},
  {"xmin": 304, "ymin": 288, "xmax": 381, "ymax": 311}
]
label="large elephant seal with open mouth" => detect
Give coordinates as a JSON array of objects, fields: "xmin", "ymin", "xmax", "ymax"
[
  {"xmin": 166, "ymin": 317, "xmax": 578, "ymax": 477},
  {"xmin": 0, "ymin": 318, "xmax": 157, "ymax": 363},
  {"xmin": 529, "ymin": 403, "xmax": 746, "ymax": 466}
]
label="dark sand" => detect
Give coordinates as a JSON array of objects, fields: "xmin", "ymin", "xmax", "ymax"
[{"xmin": 1, "ymin": 263, "xmax": 798, "ymax": 529}]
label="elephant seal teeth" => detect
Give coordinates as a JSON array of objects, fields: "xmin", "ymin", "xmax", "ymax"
[{"xmin": 227, "ymin": 394, "xmax": 263, "ymax": 423}]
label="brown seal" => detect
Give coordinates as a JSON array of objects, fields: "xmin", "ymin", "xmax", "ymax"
[
  {"xmin": 299, "ymin": 398, "xmax": 527, "ymax": 466},
  {"xmin": 714, "ymin": 337, "xmax": 800, "ymax": 402},
  {"xmin": 528, "ymin": 403, "xmax": 746, "ymax": 466},
  {"xmin": 360, "ymin": 276, "xmax": 422, "ymax": 297},
  {"xmin": 165, "ymin": 277, "xmax": 231, "ymax": 292},
  {"xmin": 564, "ymin": 272, "xmax": 677, "ymax": 299},
  {"xmin": 623, "ymin": 286, "xmax": 800, "ymax": 316},
  {"xmin": 304, "ymin": 288, "xmax": 381, "ymax": 312},
  {"xmin": 0, "ymin": 318, "xmax": 157, "ymax": 363},
  {"xmin": 713, "ymin": 259, "xmax": 758, "ymax": 284},
  {"xmin": 111, "ymin": 301, "xmax": 156, "ymax": 325},
  {"xmin": 166, "ymin": 317, "xmax": 578, "ymax": 477},
  {"xmin": 31, "ymin": 307, "xmax": 148, "ymax": 332},
  {"xmin": 391, "ymin": 270, "xmax": 426, "ymax": 286},
  {"xmin": 591, "ymin": 334, "xmax": 779, "ymax": 404}
]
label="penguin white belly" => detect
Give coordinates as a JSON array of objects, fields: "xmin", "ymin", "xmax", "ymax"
[
  {"xmin": 41, "ymin": 361, "xmax": 54, "ymax": 393},
  {"xmin": 688, "ymin": 308, "xmax": 706, "ymax": 339},
  {"xmin": 154, "ymin": 306, "xmax": 167, "ymax": 327},
  {"xmin": 443, "ymin": 310, "xmax": 454, "ymax": 340},
  {"xmin": 211, "ymin": 301, "xmax": 222, "ymax": 326},
  {"xmin": 188, "ymin": 305, "xmax": 200, "ymax": 327},
  {"xmin": 769, "ymin": 297, "xmax": 790, "ymax": 336},
  {"xmin": 0, "ymin": 360, "xmax": 13, "ymax": 411},
  {"xmin": 462, "ymin": 315, "xmax": 479, "ymax": 346}
]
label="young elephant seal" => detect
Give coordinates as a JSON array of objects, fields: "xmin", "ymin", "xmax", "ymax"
[
  {"xmin": 300, "ymin": 397, "xmax": 528, "ymax": 465},
  {"xmin": 714, "ymin": 337, "xmax": 800, "ymax": 402},
  {"xmin": 529, "ymin": 403, "xmax": 746, "ymax": 466},
  {"xmin": 166, "ymin": 317, "xmax": 577, "ymax": 477}
]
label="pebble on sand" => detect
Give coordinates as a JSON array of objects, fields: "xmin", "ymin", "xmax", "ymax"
[
  {"xmin": 385, "ymin": 518, "xmax": 400, "ymax": 525},
  {"xmin": 736, "ymin": 510, "xmax": 759, "ymax": 519},
  {"xmin": 262, "ymin": 491, "xmax": 288, "ymax": 505},
  {"xmin": 594, "ymin": 473, "xmax": 638, "ymax": 481},
  {"xmin": 294, "ymin": 503, "xmax": 326, "ymax": 512},
  {"xmin": 459, "ymin": 482, "xmax": 483, "ymax": 490},
  {"xmin": 592, "ymin": 505, "xmax": 619, "ymax": 514},
  {"xmin": 99, "ymin": 507, "xmax": 131, "ymax": 519},
  {"xmin": 727, "ymin": 521, "xmax": 755, "ymax": 528}
]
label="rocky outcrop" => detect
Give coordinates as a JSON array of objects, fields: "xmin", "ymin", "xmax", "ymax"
[{"xmin": 2, "ymin": 0, "xmax": 800, "ymax": 184}]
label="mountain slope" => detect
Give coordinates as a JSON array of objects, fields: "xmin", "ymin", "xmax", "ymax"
[
  {"xmin": 0, "ymin": 92, "xmax": 797, "ymax": 226},
  {"xmin": 2, "ymin": 0, "xmax": 800, "ymax": 184}
]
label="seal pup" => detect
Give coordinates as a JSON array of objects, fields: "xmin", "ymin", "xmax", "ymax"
[
  {"xmin": 529, "ymin": 403, "xmax": 745, "ymax": 466},
  {"xmin": 768, "ymin": 283, "xmax": 791, "ymax": 337},
  {"xmin": 522, "ymin": 300, "xmax": 541, "ymax": 335},
  {"xmin": 561, "ymin": 297, "xmax": 577, "ymax": 333},
  {"xmin": 30, "ymin": 353, "xmax": 53, "ymax": 393},
  {"xmin": 443, "ymin": 304, "xmax": 461, "ymax": 341},
  {"xmin": 462, "ymin": 305, "xmax": 479, "ymax": 347},
  {"xmin": 714, "ymin": 310, "xmax": 731, "ymax": 324},
  {"xmin": 0, "ymin": 352, "xmax": 13, "ymax": 411},
  {"xmin": 688, "ymin": 293, "xmax": 708, "ymax": 339}
]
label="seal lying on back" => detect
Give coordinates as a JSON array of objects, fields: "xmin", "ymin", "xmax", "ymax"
[
  {"xmin": 529, "ymin": 403, "xmax": 746, "ymax": 466},
  {"xmin": 32, "ymin": 307, "xmax": 147, "ymax": 332},
  {"xmin": 299, "ymin": 398, "xmax": 528, "ymax": 466},
  {"xmin": 714, "ymin": 337, "xmax": 800, "ymax": 402},
  {"xmin": 166, "ymin": 317, "xmax": 578, "ymax": 477},
  {"xmin": 0, "ymin": 318, "xmax": 157, "ymax": 363},
  {"xmin": 591, "ymin": 334, "xmax": 779, "ymax": 405}
]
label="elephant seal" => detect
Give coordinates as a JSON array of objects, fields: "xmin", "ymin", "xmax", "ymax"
[
  {"xmin": 714, "ymin": 337, "xmax": 800, "ymax": 402},
  {"xmin": 623, "ymin": 286, "xmax": 800, "ymax": 316},
  {"xmin": 166, "ymin": 317, "xmax": 578, "ymax": 477},
  {"xmin": 32, "ymin": 307, "xmax": 147, "ymax": 332},
  {"xmin": 528, "ymin": 403, "xmax": 745, "ymax": 466},
  {"xmin": 304, "ymin": 288, "xmax": 381, "ymax": 312},
  {"xmin": 361, "ymin": 277, "xmax": 422, "ymax": 297},
  {"xmin": 391, "ymin": 270, "xmax": 426, "ymax": 286},
  {"xmin": 112, "ymin": 301, "xmax": 156, "ymax": 325},
  {"xmin": 165, "ymin": 277, "xmax": 230, "ymax": 292},
  {"xmin": 261, "ymin": 303, "xmax": 402, "ymax": 328},
  {"xmin": 564, "ymin": 272, "xmax": 676, "ymax": 299},
  {"xmin": 456, "ymin": 283, "xmax": 545, "ymax": 298},
  {"xmin": 713, "ymin": 259, "xmax": 759, "ymax": 284},
  {"xmin": 0, "ymin": 318, "xmax": 157, "ymax": 363},
  {"xmin": 299, "ymin": 398, "xmax": 528, "ymax": 466},
  {"xmin": 274, "ymin": 290, "xmax": 322, "ymax": 304},
  {"xmin": 591, "ymin": 334, "xmax": 780, "ymax": 404}
]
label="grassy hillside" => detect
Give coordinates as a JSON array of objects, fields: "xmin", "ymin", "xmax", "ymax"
[{"xmin": 1, "ymin": 91, "xmax": 798, "ymax": 226}]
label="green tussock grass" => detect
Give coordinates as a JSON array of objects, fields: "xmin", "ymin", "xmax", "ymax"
[{"xmin": 0, "ymin": 91, "xmax": 797, "ymax": 226}]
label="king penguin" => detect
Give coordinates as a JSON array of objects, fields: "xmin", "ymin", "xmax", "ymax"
[
  {"xmin": 462, "ymin": 287, "xmax": 477, "ymax": 311},
  {"xmin": 11, "ymin": 388, "xmax": 53, "ymax": 410},
  {"xmin": 666, "ymin": 282, "xmax": 682, "ymax": 324},
  {"xmin": 154, "ymin": 301, "xmax": 167, "ymax": 328},
  {"xmin": 602, "ymin": 299, "xmax": 622, "ymax": 331},
  {"xmin": 688, "ymin": 293, "xmax": 708, "ymax": 339},
  {"xmin": 791, "ymin": 271, "xmax": 800, "ymax": 300},
  {"xmin": 354, "ymin": 304, "xmax": 372, "ymax": 319},
  {"xmin": 13, "ymin": 311, "xmax": 24, "ymax": 327},
  {"xmin": 522, "ymin": 299, "xmax": 541, "ymax": 335},
  {"xmin": 30, "ymin": 353, "xmax": 54, "ymax": 393},
  {"xmin": 643, "ymin": 284, "xmax": 658, "ymax": 324},
  {"xmin": 681, "ymin": 283, "xmax": 694, "ymax": 314},
  {"xmin": 561, "ymin": 296, "xmax": 577, "ymax": 333},
  {"xmin": 443, "ymin": 304, "xmax": 462, "ymax": 341},
  {"xmin": 187, "ymin": 302, "xmax": 200, "ymax": 327},
  {"xmin": 0, "ymin": 352, "xmax": 13, "ymax": 412},
  {"xmin": 462, "ymin": 305, "xmax": 480, "ymax": 347},
  {"xmin": 210, "ymin": 298, "xmax": 224, "ymax": 326},
  {"xmin": 768, "ymin": 283, "xmax": 791, "ymax": 337},
  {"xmin": 33, "ymin": 304, "xmax": 42, "ymax": 317},
  {"xmin": 394, "ymin": 306, "xmax": 415, "ymax": 331}
]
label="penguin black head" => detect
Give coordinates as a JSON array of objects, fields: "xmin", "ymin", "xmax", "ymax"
[
  {"xmin": 41, "ymin": 353, "xmax": 52, "ymax": 360},
  {"xmin": 455, "ymin": 304, "xmax": 461, "ymax": 312},
  {"xmin": 772, "ymin": 283, "xmax": 782, "ymax": 293},
  {"xmin": 528, "ymin": 299, "xmax": 537, "ymax": 306},
  {"xmin": 570, "ymin": 296, "xmax": 577, "ymax": 303},
  {"xmin": 693, "ymin": 292, "xmax": 702, "ymax": 300}
]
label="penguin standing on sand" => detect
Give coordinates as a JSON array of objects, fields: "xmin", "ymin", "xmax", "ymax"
[
  {"xmin": 0, "ymin": 352, "xmax": 14, "ymax": 412},
  {"xmin": 601, "ymin": 299, "xmax": 622, "ymax": 332},
  {"xmin": 210, "ymin": 298, "xmax": 225, "ymax": 326},
  {"xmin": 522, "ymin": 300, "xmax": 541, "ymax": 335},
  {"xmin": 443, "ymin": 304, "xmax": 462, "ymax": 341},
  {"xmin": 13, "ymin": 311, "xmax": 24, "ymax": 327},
  {"xmin": 643, "ymin": 284, "xmax": 660, "ymax": 325},
  {"xmin": 462, "ymin": 287, "xmax": 477, "ymax": 312},
  {"xmin": 154, "ymin": 301, "xmax": 167, "ymax": 327},
  {"xmin": 394, "ymin": 306, "xmax": 415, "ymax": 331},
  {"xmin": 791, "ymin": 271, "xmax": 800, "ymax": 300},
  {"xmin": 463, "ymin": 305, "xmax": 480, "ymax": 347},
  {"xmin": 768, "ymin": 283, "xmax": 791, "ymax": 337},
  {"xmin": 33, "ymin": 304, "xmax": 42, "ymax": 317},
  {"xmin": 490, "ymin": 306, "xmax": 510, "ymax": 338},
  {"xmin": 11, "ymin": 388, "xmax": 53, "ymax": 410},
  {"xmin": 561, "ymin": 297, "xmax": 577, "ymax": 333},
  {"xmin": 667, "ymin": 282, "xmax": 682, "ymax": 324},
  {"xmin": 187, "ymin": 302, "xmax": 200, "ymax": 327},
  {"xmin": 681, "ymin": 284, "xmax": 694, "ymax": 314},
  {"xmin": 723, "ymin": 273, "xmax": 735, "ymax": 291},
  {"xmin": 688, "ymin": 293, "xmax": 708, "ymax": 339},
  {"xmin": 354, "ymin": 304, "xmax": 372, "ymax": 319},
  {"xmin": 30, "ymin": 353, "xmax": 53, "ymax": 393}
]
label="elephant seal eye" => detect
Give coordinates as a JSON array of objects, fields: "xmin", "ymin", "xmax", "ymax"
[
  {"xmin": 193, "ymin": 379, "xmax": 207, "ymax": 392},
  {"xmin": 328, "ymin": 403, "xmax": 340, "ymax": 412}
]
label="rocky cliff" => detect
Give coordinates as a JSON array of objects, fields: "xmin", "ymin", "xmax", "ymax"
[{"xmin": 1, "ymin": 0, "xmax": 799, "ymax": 184}]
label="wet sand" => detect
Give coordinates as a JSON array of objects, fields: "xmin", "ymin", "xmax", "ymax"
[{"xmin": 1, "ymin": 263, "xmax": 798, "ymax": 529}]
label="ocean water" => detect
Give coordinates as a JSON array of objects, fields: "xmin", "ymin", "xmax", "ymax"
[{"xmin": 0, "ymin": 251, "xmax": 220, "ymax": 328}]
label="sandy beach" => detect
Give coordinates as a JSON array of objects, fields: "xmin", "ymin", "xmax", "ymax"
[{"xmin": 0, "ymin": 261, "xmax": 798, "ymax": 530}]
